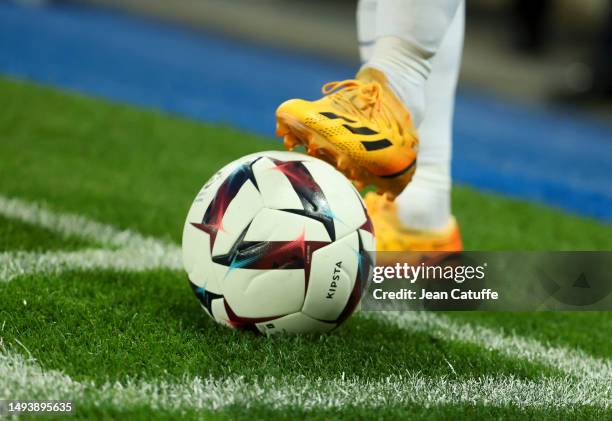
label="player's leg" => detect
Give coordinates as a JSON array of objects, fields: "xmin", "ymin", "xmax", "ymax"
[
  {"xmin": 399, "ymin": 1, "xmax": 463, "ymax": 231},
  {"xmin": 363, "ymin": 0, "xmax": 462, "ymax": 127},
  {"xmin": 276, "ymin": 0, "xmax": 463, "ymax": 200},
  {"xmin": 356, "ymin": 0, "xmax": 377, "ymax": 63},
  {"xmin": 366, "ymin": 2, "xmax": 464, "ymax": 251}
]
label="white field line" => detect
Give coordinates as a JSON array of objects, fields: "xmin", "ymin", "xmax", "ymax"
[
  {"xmin": 0, "ymin": 195, "xmax": 164, "ymax": 249},
  {"xmin": 365, "ymin": 312, "xmax": 612, "ymax": 382},
  {"xmin": 0, "ymin": 249, "xmax": 181, "ymax": 282},
  {"xmin": 1, "ymin": 352, "xmax": 610, "ymax": 411},
  {"xmin": 0, "ymin": 195, "xmax": 181, "ymax": 282}
]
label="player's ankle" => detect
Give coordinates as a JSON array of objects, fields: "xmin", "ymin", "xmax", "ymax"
[
  {"xmin": 361, "ymin": 36, "xmax": 430, "ymax": 126},
  {"xmin": 396, "ymin": 162, "xmax": 452, "ymax": 231}
]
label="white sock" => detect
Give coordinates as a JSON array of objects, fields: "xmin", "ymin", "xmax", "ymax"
[
  {"xmin": 396, "ymin": 1, "xmax": 464, "ymax": 231},
  {"xmin": 398, "ymin": 163, "xmax": 451, "ymax": 230},
  {"xmin": 356, "ymin": 0, "xmax": 465, "ymax": 231}
]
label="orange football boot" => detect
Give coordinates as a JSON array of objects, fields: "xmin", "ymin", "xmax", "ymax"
[
  {"xmin": 276, "ymin": 68, "xmax": 418, "ymax": 200},
  {"xmin": 364, "ymin": 192, "xmax": 463, "ymax": 262}
]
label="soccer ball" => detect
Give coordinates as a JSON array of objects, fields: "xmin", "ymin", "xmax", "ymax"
[{"xmin": 182, "ymin": 151, "xmax": 375, "ymax": 335}]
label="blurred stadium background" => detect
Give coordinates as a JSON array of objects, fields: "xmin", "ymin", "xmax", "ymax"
[
  {"xmin": 2, "ymin": 0, "xmax": 611, "ymax": 221},
  {"xmin": 77, "ymin": 0, "xmax": 612, "ymax": 108}
]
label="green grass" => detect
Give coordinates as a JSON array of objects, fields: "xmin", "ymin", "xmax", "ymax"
[
  {"xmin": 0, "ymin": 215, "xmax": 96, "ymax": 251},
  {"xmin": 1, "ymin": 77, "xmax": 611, "ymax": 419}
]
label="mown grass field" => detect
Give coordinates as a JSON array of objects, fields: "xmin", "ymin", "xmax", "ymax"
[{"xmin": 1, "ymin": 77, "xmax": 611, "ymax": 419}]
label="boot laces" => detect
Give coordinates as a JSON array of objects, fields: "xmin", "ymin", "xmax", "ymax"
[{"xmin": 321, "ymin": 79, "xmax": 392, "ymax": 126}]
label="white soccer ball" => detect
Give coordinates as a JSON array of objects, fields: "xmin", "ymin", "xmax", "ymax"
[{"xmin": 182, "ymin": 151, "xmax": 375, "ymax": 335}]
